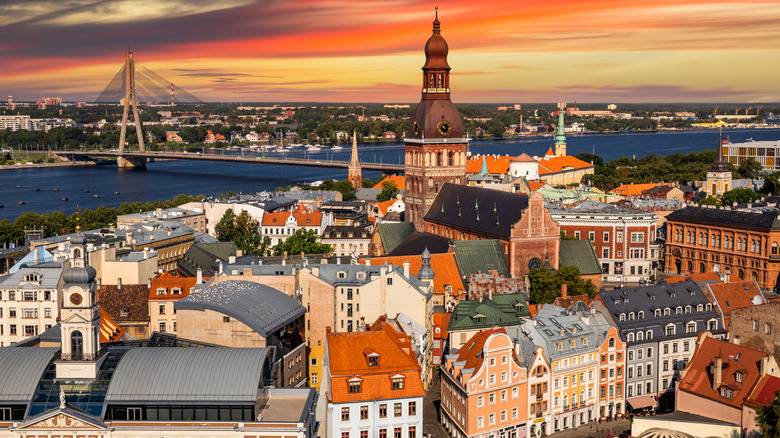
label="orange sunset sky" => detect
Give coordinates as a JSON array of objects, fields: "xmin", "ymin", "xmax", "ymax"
[{"xmin": 1, "ymin": 0, "xmax": 779, "ymax": 103}]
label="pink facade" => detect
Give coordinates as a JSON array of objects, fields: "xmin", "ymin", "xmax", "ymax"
[
  {"xmin": 441, "ymin": 330, "xmax": 529, "ymax": 438},
  {"xmin": 525, "ymin": 347, "xmax": 552, "ymax": 437},
  {"xmin": 597, "ymin": 326, "xmax": 626, "ymax": 419}
]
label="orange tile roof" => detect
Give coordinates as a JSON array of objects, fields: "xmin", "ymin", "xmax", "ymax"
[
  {"xmin": 364, "ymin": 253, "xmax": 465, "ymax": 296},
  {"xmin": 466, "ymin": 155, "xmax": 512, "ymax": 174},
  {"xmin": 608, "ymin": 183, "xmax": 659, "ymax": 196},
  {"xmin": 99, "ymin": 308, "xmax": 125, "ymax": 343},
  {"xmin": 261, "ymin": 211, "xmax": 323, "ymax": 226},
  {"xmin": 375, "ymin": 199, "xmax": 398, "ymax": 216},
  {"xmin": 706, "ymin": 281, "xmax": 764, "ymax": 329},
  {"xmin": 372, "ymin": 175, "xmax": 406, "ymax": 191},
  {"xmin": 327, "ymin": 329, "xmax": 425, "ymax": 403},
  {"xmin": 528, "ymin": 181, "xmax": 545, "ymax": 192},
  {"xmin": 451, "ymin": 329, "xmax": 510, "ymax": 377},
  {"xmin": 433, "ymin": 312, "xmax": 452, "ymax": 340},
  {"xmin": 665, "ymin": 272, "xmax": 722, "ymax": 284},
  {"xmin": 148, "ymin": 271, "xmax": 204, "ymax": 301},
  {"xmin": 744, "ymin": 375, "xmax": 780, "ymax": 408},
  {"xmin": 538, "ymin": 155, "xmax": 595, "ymax": 175},
  {"xmin": 678, "ymin": 333, "xmax": 771, "ymax": 410}
]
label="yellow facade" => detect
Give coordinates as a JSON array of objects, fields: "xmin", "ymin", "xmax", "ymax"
[{"xmin": 308, "ymin": 345, "xmax": 325, "ymax": 391}]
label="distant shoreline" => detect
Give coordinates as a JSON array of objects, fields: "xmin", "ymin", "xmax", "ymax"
[{"xmin": 0, "ymin": 161, "xmax": 96, "ymax": 171}]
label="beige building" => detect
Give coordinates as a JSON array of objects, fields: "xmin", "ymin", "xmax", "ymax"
[
  {"xmin": 0, "ymin": 262, "xmax": 64, "ymax": 346},
  {"xmin": 117, "ymin": 208, "xmax": 207, "ymax": 233},
  {"xmin": 320, "ymin": 225, "xmax": 371, "ymax": 257}
]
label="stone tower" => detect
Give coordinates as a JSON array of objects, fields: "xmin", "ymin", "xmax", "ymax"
[
  {"xmin": 555, "ymin": 101, "xmax": 567, "ymax": 157},
  {"xmin": 56, "ymin": 231, "xmax": 102, "ymax": 380},
  {"xmin": 404, "ymin": 7, "xmax": 468, "ymax": 231},
  {"xmin": 706, "ymin": 131, "xmax": 732, "ymax": 196},
  {"xmin": 348, "ymin": 130, "xmax": 362, "ymax": 189}
]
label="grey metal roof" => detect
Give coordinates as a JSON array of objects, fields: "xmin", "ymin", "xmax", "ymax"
[
  {"xmin": 175, "ymin": 280, "xmax": 306, "ymax": 337},
  {"xmin": 521, "ymin": 304, "xmax": 601, "ymax": 361},
  {"xmin": 106, "ymin": 347, "xmax": 269, "ymax": 403},
  {"xmin": 0, "ymin": 347, "xmax": 58, "ymax": 402},
  {"xmin": 0, "ymin": 263, "xmax": 63, "ymax": 289}
]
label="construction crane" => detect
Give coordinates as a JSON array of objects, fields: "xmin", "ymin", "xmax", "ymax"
[
  {"xmin": 746, "ymin": 106, "xmax": 752, "ymax": 116},
  {"xmin": 735, "ymin": 107, "xmax": 741, "ymax": 115},
  {"xmin": 713, "ymin": 106, "xmax": 718, "ymax": 118},
  {"xmin": 757, "ymin": 106, "xmax": 763, "ymax": 115}
]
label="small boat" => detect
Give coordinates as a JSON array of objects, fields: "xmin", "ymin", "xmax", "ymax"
[
  {"xmin": 34, "ymin": 188, "xmax": 41, "ymax": 192},
  {"xmin": 113, "ymin": 191, "xmax": 120, "ymax": 195},
  {"xmin": 83, "ymin": 189, "xmax": 89, "ymax": 193},
  {"xmin": 331, "ymin": 145, "xmax": 343, "ymax": 150},
  {"xmin": 306, "ymin": 145, "xmax": 321, "ymax": 151},
  {"xmin": 18, "ymin": 201, "xmax": 25, "ymax": 205},
  {"xmin": 53, "ymin": 188, "xmax": 59, "ymax": 191},
  {"xmin": 62, "ymin": 197, "xmax": 69, "ymax": 201},
  {"xmin": 15, "ymin": 185, "xmax": 21, "ymax": 188},
  {"xmin": 92, "ymin": 194, "xmax": 99, "ymax": 198}
]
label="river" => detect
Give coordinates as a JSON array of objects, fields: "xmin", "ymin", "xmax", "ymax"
[{"xmin": 2, "ymin": 128, "xmax": 779, "ymax": 220}]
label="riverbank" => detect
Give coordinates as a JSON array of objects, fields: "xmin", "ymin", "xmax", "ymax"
[{"xmin": 0, "ymin": 161, "xmax": 96, "ymax": 171}]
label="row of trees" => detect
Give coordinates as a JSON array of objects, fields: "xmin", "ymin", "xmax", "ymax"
[
  {"xmin": 0, "ymin": 194, "xmax": 202, "ymax": 246},
  {"xmin": 214, "ymin": 210, "xmax": 331, "ymax": 257}
]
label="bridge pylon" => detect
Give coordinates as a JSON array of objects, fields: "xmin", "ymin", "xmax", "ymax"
[{"xmin": 117, "ymin": 51, "xmax": 146, "ymax": 168}]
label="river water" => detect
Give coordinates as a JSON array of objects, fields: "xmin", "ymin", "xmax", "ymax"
[{"xmin": 2, "ymin": 128, "xmax": 779, "ymax": 220}]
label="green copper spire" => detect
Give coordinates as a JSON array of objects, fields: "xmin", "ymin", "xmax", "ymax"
[
  {"xmin": 554, "ymin": 100, "xmax": 567, "ymax": 156},
  {"xmin": 480, "ymin": 155, "xmax": 488, "ymax": 175}
]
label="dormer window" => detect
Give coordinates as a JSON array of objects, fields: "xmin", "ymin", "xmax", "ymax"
[
  {"xmin": 655, "ymin": 309, "xmax": 661, "ymax": 317},
  {"xmin": 685, "ymin": 305, "xmax": 691, "ymax": 314},
  {"xmin": 720, "ymin": 388, "xmax": 733, "ymax": 399},
  {"xmin": 676, "ymin": 307, "xmax": 682, "ymax": 315},
  {"xmin": 638, "ymin": 311, "xmax": 644, "ymax": 319},
  {"xmin": 338, "ymin": 271, "xmax": 346, "ymax": 279},
  {"xmin": 629, "ymin": 312, "xmax": 635, "ymax": 321},
  {"xmin": 736, "ymin": 371, "xmax": 743, "ymax": 383},
  {"xmin": 557, "ymin": 343, "xmax": 563, "ymax": 351},
  {"xmin": 171, "ymin": 288, "xmax": 181, "ymax": 295},
  {"xmin": 619, "ymin": 313, "xmax": 626, "ymax": 322},
  {"xmin": 23, "ymin": 274, "xmax": 40, "ymax": 282},
  {"xmin": 156, "ymin": 288, "xmax": 167, "ymax": 295},
  {"xmin": 664, "ymin": 308, "xmax": 671, "ymax": 316},
  {"xmin": 120, "ymin": 307, "xmax": 129, "ymax": 317},
  {"xmin": 369, "ymin": 356, "xmax": 379, "ymax": 367},
  {"xmin": 391, "ymin": 376, "xmax": 405, "ymax": 390},
  {"xmin": 474, "ymin": 315, "xmax": 486, "ymax": 324},
  {"xmin": 349, "ymin": 379, "xmax": 362, "ymax": 393},
  {"xmin": 356, "ymin": 272, "xmax": 366, "ymax": 280}
]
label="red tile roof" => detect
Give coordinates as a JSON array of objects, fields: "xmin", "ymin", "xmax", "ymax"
[
  {"xmin": 706, "ymin": 281, "xmax": 765, "ymax": 329},
  {"xmin": 678, "ymin": 333, "xmax": 772, "ymax": 410},
  {"xmin": 538, "ymin": 155, "xmax": 595, "ymax": 175},
  {"xmin": 450, "ymin": 329, "xmax": 516, "ymax": 379},
  {"xmin": 261, "ymin": 211, "xmax": 323, "ymax": 226},
  {"xmin": 364, "ymin": 253, "xmax": 465, "ymax": 296},
  {"xmin": 327, "ymin": 329, "xmax": 425, "ymax": 403},
  {"xmin": 608, "ymin": 183, "xmax": 659, "ymax": 196},
  {"xmin": 99, "ymin": 308, "xmax": 125, "ymax": 343},
  {"xmin": 744, "ymin": 375, "xmax": 780, "ymax": 408},
  {"xmin": 466, "ymin": 156, "xmax": 512, "ymax": 174},
  {"xmin": 375, "ymin": 199, "xmax": 399, "ymax": 216},
  {"xmin": 433, "ymin": 312, "xmax": 452, "ymax": 341},
  {"xmin": 148, "ymin": 271, "xmax": 206, "ymax": 301},
  {"xmin": 511, "ymin": 153, "xmax": 536, "ymax": 163},
  {"xmin": 372, "ymin": 175, "xmax": 406, "ymax": 191}
]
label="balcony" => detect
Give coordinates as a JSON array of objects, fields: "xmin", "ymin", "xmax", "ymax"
[{"xmin": 54, "ymin": 347, "xmax": 108, "ymax": 362}]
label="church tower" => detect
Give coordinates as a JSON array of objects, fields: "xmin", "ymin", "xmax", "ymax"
[
  {"xmin": 554, "ymin": 101, "xmax": 567, "ymax": 157},
  {"xmin": 348, "ymin": 130, "xmax": 362, "ymax": 189},
  {"xmin": 706, "ymin": 131, "xmax": 732, "ymax": 196},
  {"xmin": 404, "ymin": 7, "xmax": 468, "ymax": 231},
  {"xmin": 55, "ymin": 231, "xmax": 102, "ymax": 380}
]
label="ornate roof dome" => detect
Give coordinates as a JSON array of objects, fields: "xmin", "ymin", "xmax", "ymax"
[
  {"xmin": 511, "ymin": 152, "xmax": 537, "ymax": 163},
  {"xmin": 417, "ymin": 247, "xmax": 435, "ymax": 280},
  {"xmin": 70, "ymin": 233, "xmax": 87, "ymax": 245},
  {"xmin": 423, "ymin": 8, "xmax": 450, "ymax": 70},
  {"xmin": 63, "ymin": 266, "xmax": 97, "ymax": 285}
]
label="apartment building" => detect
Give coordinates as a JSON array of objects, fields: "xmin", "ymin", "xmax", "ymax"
[{"xmin": 0, "ymin": 262, "xmax": 64, "ymax": 346}]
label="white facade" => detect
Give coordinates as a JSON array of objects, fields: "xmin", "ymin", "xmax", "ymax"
[
  {"xmin": 0, "ymin": 115, "xmax": 32, "ymax": 131},
  {"xmin": 509, "ymin": 160, "xmax": 539, "ymax": 180},
  {"xmin": 0, "ymin": 263, "xmax": 64, "ymax": 346},
  {"xmin": 326, "ymin": 397, "xmax": 423, "ymax": 438}
]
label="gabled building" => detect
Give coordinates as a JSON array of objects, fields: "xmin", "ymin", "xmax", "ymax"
[
  {"xmin": 0, "ymin": 261, "xmax": 64, "ymax": 346},
  {"xmin": 324, "ymin": 329, "xmax": 425, "ymax": 438},
  {"xmin": 703, "ymin": 280, "xmax": 766, "ymax": 331},
  {"xmin": 261, "ymin": 207, "xmax": 328, "ymax": 247},
  {"xmin": 148, "ymin": 271, "xmax": 209, "ymax": 335},
  {"xmin": 592, "ymin": 282, "xmax": 726, "ymax": 412},
  {"xmin": 676, "ymin": 332, "xmax": 780, "ymax": 435},
  {"xmin": 321, "ymin": 225, "xmax": 371, "ymax": 257},
  {"xmin": 440, "ymin": 329, "xmax": 530, "ymax": 438},
  {"xmin": 448, "ymin": 293, "xmax": 530, "ymax": 350}
]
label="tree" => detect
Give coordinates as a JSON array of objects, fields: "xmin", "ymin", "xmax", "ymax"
[
  {"xmin": 214, "ymin": 209, "xmax": 238, "ymax": 242},
  {"xmin": 272, "ymin": 229, "xmax": 332, "ymax": 256},
  {"xmin": 214, "ymin": 209, "xmax": 270, "ymax": 256},
  {"xmin": 736, "ymin": 158, "xmax": 764, "ymax": 180},
  {"xmin": 699, "ymin": 196, "xmax": 721, "ymax": 207},
  {"xmin": 575, "ymin": 153, "xmax": 604, "ymax": 167},
  {"xmin": 721, "ymin": 188, "xmax": 761, "ymax": 207},
  {"xmin": 527, "ymin": 266, "xmax": 597, "ymax": 304},
  {"xmin": 755, "ymin": 390, "xmax": 780, "ymax": 438},
  {"xmin": 333, "ymin": 179, "xmax": 356, "ymax": 201},
  {"xmin": 376, "ymin": 180, "xmax": 399, "ymax": 202}
]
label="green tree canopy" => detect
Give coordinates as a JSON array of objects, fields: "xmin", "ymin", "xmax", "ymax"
[
  {"xmin": 214, "ymin": 209, "xmax": 271, "ymax": 256},
  {"xmin": 721, "ymin": 188, "xmax": 761, "ymax": 207},
  {"xmin": 376, "ymin": 180, "xmax": 400, "ymax": 202},
  {"xmin": 755, "ymin": 390, "xmax": 780, "ymax": 438},
  {"xmin": 527, "ymin": 266, "xmax": 597, "ymax": 304},
  {"xmin": 272, "ymin": 228, "xmax": 332, "ymax": 256},
  {"xmin": 735, "ymin": 158, "xmax": 764, "ymax": 180}
]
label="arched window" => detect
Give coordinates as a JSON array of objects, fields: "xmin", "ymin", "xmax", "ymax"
[
  {"xmin": 700, "ymin": 263, "xmax": 706, "ymax": 273},
  {"xmin": 73, "ymin": 248, "xmax": 81, "ymax": 258},
  {"xmin": 608, "ymin": 338, "xmax": 615, "ymax": 348},
  {"xmin": 71, "ymin": 330, "xmax": 83, "ymax": 359},
  {"xmin": 697, "ymin": 304, "xmax": 703, "ymax": 312},
  {"xmin": 629, "ymin": 312, "xmax": 635, "ymax": 321},
  {"xmin": 637, "ymin": 331, "xmax": 644, "ymax": 341},
  {"xmin": 738, "ymin": 269, "xmax": 745, "ymax": 280},
  {"xmin": 627, "ymin": 333, "xmax": 634, "ymax": 342},
  {"xmin": 655, "ymin": 309, "xmax": 661, "ymax": 317},
  {"xmin": 646, "ymin": 330, "xmax": 653, "ymax": 340},
  {"xmin": 638, "ymin": 311, "xmax": 644, "ymax": 319},
  {"xmin": 687, "ymin": 261, "xmax": 693, "ymax": 272},
  {"xmin": 773, "ymin": 242, "xmax": 779, "ymax": 255}
]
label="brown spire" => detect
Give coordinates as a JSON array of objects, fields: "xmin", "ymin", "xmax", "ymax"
[
  {"xmin": 710, "ymin": 128, "xmax": 729, "ymax": 172},
  {"xmin": 348, "ymin": 130, "xmax": 362, "ymax": 189}
]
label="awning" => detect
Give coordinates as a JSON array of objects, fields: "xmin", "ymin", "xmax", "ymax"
[{"xmin": 627, "ymin": 395, "xmax": 656, "ymax": 409}]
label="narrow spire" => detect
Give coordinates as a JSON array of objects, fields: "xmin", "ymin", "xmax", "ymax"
[{"xmin": 433, "ymin": 6, "xmax": 440, "ymax": 31}]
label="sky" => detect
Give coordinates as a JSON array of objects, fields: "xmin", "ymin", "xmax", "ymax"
[{"xmin": 1, "ymin": 0, "xmax": 779, "ymax": 104}]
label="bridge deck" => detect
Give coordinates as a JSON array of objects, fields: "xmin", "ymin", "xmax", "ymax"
[{"xmin": 62, "ymin": 150, "xmax": 404, "ymax": 172}]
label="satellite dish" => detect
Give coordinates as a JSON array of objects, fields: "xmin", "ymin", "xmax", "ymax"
[{"xmin": 713, "ymin": 264, "xmax": 720, "ymax": 273}]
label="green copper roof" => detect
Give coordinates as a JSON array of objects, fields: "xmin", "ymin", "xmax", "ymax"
[
  {"xmin": 559, "ymin": 240, "xmax": 602, "ymax": 275},
  {"xmin": 448, "ymin": 293, "xmax": 530, "ymax": 332},
  {"xmin": 454, "ymin": 240, "xmax": 510, "ymax": 281},
  {"xmin": 480, "ymin": 156, "xmax": 488, "ymax": 175},
  {"xmin": 377, "ymin": 222, "xmax": 416, "ymax": 254},
  {"xmin": 555, "ymin": 106, "xmax": 567, "ymax": 145}
]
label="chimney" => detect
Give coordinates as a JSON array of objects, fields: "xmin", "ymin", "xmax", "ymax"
[
  {"xmin": 403, "ymin": 261, "xmax": 410, "ymax": 278},
  {"xmin": 117, "ymin": 278, "xmax": 122, "ymax": 290},
  {"xmin": 712, "ymin": 356, "xmax": 723, "ymax": 391},
  {"xmin": 196, "ymin": 268, "xmax": 203, "ymax": 284},
  {"xmin": 229, "ymin": 255, "xmax": 236, "ymax": 264},
  {"xmin": 561, "ymin": 283, "xmax": 568, "ymax": 299},
  {"xmin": 760, "ymin": 355, "xmax": 770, "ymax": 378},
  {"xmin": 219, "ymin": 261, "xmax": 224, "ymax": 274},
  {"xmin": 312, "ymin": 266, "xmax": 320, "ymax": 277}
]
